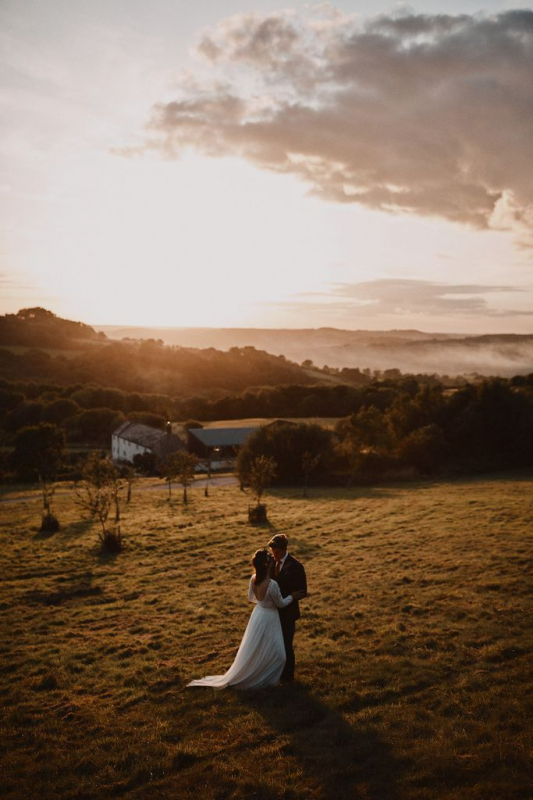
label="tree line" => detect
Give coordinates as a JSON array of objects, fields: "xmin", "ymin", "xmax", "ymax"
[
  {"xmin": 236, "ymin": 377, "xmax": 533, "ymax": 487},
  {"xmin": 0, "ymin": 374, "xmax": 480, "ymax": 450},
  {"xmin": 6, "ymin": 374, "xmax": 533, "ymax": 549},
  {"xmin": 0, "ymin": 336, "xmax": 312, "ymax": 395},
  {"xmin": 6, "ymin": 375, "xmax": 533, "ymax": 487}
]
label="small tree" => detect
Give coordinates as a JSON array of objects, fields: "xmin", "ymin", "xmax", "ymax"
[
  {"xmin": 160, "ymin": 455, "xmax": 177, "ymax": 501},
  {"xmin": 38, "ymin": 475, "xmax": 59, "ymax": 533},
  {"xmin": 239, "ymin": 455, "xmax": 277, "ymax": 523},
  {"xmin": 301, "ymin": 451, "xmax": 321, "ymax": 498},
  {"xmin": 119, "ymin": 464, "xmax": 138, "ymax": 503},
  {"xmin": 172, "ymin": 451, "xmax": 198, "ymax": 504},
  {"xmin": 336, "ymin": 406, "xmax": 391, "ymax": 485},
  {"xmin": 203, "ymin": 459, "xmax": 211, "ymax": 497},
  {"xmin": 76, "ymin": 452, "xmax": 123, "ymax": 553},
  {"xmin": 12, "ymin": 423, "xmax": 65, "ymax": 532},
  {"xmin": 132, "ymin": 451, "xmax": 157, "ymax": 476},
  {"xmin": 397, "ymin": 424, "xmax": 449, "ymax": 475}
]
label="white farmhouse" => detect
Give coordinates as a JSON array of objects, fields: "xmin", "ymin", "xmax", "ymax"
[{"xmin": 112, "ymin": 421, "xmax": 185, "ymax": 464}]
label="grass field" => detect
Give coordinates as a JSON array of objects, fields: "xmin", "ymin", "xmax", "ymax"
[
  {"xmin": 1, "ymin": 473, "xmax": 532, "ymax": 799},
  {"xmin": 194, "ymin": 418, "xmax": 341, "ymax": 429}
]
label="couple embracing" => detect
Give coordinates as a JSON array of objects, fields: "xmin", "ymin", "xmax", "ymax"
[{"xmin": 188, "ymin": 534, "xmax": 307, "ymax": 690}]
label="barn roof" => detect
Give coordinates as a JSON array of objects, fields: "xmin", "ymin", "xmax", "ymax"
[{"xmin": 187, "ymin": 426, "xmax": 259, "ymax": 448}]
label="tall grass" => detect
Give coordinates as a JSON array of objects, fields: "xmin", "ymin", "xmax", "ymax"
[{"xmin": 1, "ymin": 472, "xmax": 532, "ymax": 799}]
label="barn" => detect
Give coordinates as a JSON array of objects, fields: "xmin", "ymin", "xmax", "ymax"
[{"xmin": 186, "ymin": 425, "xmax": 260, "ymax": 469}]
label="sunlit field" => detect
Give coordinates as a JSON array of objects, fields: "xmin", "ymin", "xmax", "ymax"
[{"xmin": 1, "ymin": 473, "xmax": 532, "ymax": 799}]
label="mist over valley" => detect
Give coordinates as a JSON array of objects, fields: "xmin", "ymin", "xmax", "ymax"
[{"xmin": 97, "ymin": 325, "xmax": 533, "ymax": 378}]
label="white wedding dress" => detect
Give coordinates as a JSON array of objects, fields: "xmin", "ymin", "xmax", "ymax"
[{"xmin": 187, "ymin": 578, "xmax": 293, "ymax": 690}]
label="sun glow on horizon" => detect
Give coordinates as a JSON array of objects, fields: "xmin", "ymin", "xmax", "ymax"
[
  {"xmin": 1, "ymin": 0, "xmax": 532, "ymax": 335},
  {"xmin": 14, "ymin": 146, "xmax": 529, "ymax": 333}
]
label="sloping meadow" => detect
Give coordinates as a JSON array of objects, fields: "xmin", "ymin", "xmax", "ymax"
[{"xmin": 1, "ymin": 474, "xmax": 532, "ymax": 799}]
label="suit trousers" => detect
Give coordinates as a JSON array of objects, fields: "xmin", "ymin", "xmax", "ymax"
[{"xmin": 280, "ymin": 616, "xmax": 296, "ymax": 681}]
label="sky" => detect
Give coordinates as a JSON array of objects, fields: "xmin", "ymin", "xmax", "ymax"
[{"xmin": 1, "ymin": 0, "xmax": 533, "ymax": 333}]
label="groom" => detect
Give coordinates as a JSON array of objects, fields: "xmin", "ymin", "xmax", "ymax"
[{"xmin": 268, "ymin": 533, "xmax": 307, "ymax": 684}]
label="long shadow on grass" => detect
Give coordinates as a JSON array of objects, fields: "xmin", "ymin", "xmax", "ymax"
[
  {"xmin": 273, "ymin": 486, "xmax": 399, "ymax": 500},
  {"xmin": 63, "ymin": 519, "xmax": 94, "ymax": 536},
  {"xmin": 274, "ymin": 468, "xmax": 533, "ymax": 502},
  {"xmin": 236, "ymin": 683, "xmax": 403, "ymax": 800}
]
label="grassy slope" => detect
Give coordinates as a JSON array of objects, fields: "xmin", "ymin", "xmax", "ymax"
[{"xmin": 1, "ymin": 474, "xmax": 532, "ymax": 800}]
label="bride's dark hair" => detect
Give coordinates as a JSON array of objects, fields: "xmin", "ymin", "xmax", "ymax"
[{"xmin": 252, "ymin": 549, "xmax": 271, "ymax": 583}]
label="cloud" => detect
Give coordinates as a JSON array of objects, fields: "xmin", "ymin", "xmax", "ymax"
[
  {"xmin": 136, "ymin": 8, "xmax": 533, "ymax": 240},
  {"xmin": 281, "ymin": 278, "xmax": 533, "ymax": 318}
]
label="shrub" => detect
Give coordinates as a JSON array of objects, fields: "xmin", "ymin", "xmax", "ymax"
[
  {"xmin": 0, "ymin": 388, "xmax": 24, "ymax": 413},
  {"xmin": 356, "ymin": 451, "xmax": 402, "ymax": 478},
  {"xmin": 248, "ymin": 503, "xmax": 268, "ymax": 524},
  {"xmin": 398, "ymin": 424, "xmax": 449, "ymax": 474},
  {"xmin": 133, "ymin": 452, "xmax": 158, "ymax": 476},
  {"xmin": 12, "ymin": 423, "xmax": 66, "ymax": 482},
  {"xmin": 5, "ymin": 401, "xmax": 44, "ymax": 432},
  {"xmin": 100, "ymin": 529, "xmax": 122, "ymax": 554},
  {"xmin": 76, "ymin": 452, "xmax": 123, "ymax": 553},
  {"xmin": 238, "ymin": 421, "xmax": 333, "ymax": 483},
  {"xmin": 75, "ymin": 408, "xmax": 125, "ymax": 443},
  {"xmin": 40, "ymin": 513, "xmax": 60, "ymax": 533},
  {"xmin": 42, "ymin": 398, "xmax": 80, "ymax": 425}
]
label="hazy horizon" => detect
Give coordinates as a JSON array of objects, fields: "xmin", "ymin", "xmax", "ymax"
[
  {"xmin": 93, "ymin": 321, "xmax": 533, "ymax": 377},
  {"xmin": 2, "ymin": 1, "xmax": 533, "ymax": 334},
  {"xmin": 95, "ymin": 322, "xmax": 460, "ymax": 335}
]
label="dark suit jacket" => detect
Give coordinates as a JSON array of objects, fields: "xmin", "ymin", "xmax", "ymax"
[{"xmin": 274, "ymin": 553, "xmax": 307, "ymax": 622}]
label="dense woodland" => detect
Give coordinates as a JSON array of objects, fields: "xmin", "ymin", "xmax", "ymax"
[
  {"xmin": 237, "ymin": 377, "xmax": 533, "ymax": 485},
  {"xmin": 1, "ymin": 308, "xmax": 533, "ymax": 483}
]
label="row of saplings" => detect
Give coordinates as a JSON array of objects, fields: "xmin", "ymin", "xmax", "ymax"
[
  {"xmin": 32, "ymin": 447, "xmax": 276, "ymax": 554},
  {"xmin": 13, "ymin": 421, "xmax": 310, "ymax": 552},
  {"xmin": 33, "ymin": 449, "xmax": 192, "ymax": 553}
]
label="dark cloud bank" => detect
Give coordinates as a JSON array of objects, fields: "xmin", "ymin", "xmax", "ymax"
[{"xmin": 139, "ymin": 7, "xmax": 533, "ymax": 239}]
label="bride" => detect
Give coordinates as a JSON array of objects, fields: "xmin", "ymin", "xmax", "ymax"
[{"xmin": 187, "ymin": 549, "xmax": 306, "ymax": 690}]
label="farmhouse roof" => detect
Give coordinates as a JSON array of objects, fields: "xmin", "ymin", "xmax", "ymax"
[
  {"xmin": 187, "ymin": 426, "xmax": 259, "ymax": 448},
  {"xmin": 113, "ymin": 421, "xmax": 185, "ymax": 457}
]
